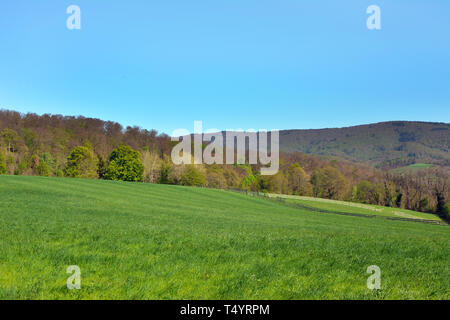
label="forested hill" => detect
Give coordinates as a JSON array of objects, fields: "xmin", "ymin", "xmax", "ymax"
[{"xmin": 280, "ymin": 121, "xmax": 450, "ymax": 168}]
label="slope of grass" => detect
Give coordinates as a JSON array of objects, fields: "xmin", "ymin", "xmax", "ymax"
[
  {"xmin": 392, "ymin": 163, "xmax": 434, "ymax": 173},
  {"xmin": 267, "ymin": 194, "xmax": 442, "ymax": 221},
  {"xmin": 0, "ymin": 176, "xmax": 449, "ymax": 300}
]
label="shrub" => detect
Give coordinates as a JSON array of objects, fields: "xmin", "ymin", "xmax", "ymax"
[
  {"xmin": 0, "ymin": 149, "xmax": 6, "ymax": 174},
  {"xmin": 311, "ymin": 166, "xmax": 350, "ymax": 200},
  {"xmin": 17, "ymin": 160, "xmax": 27, "ymax": 175},
  {"xmin": 39, "ymin": 152, "xmax": 56, "ymax": 174},
  {"xmin": 36, "ymin": 161, "xmax": 50, "ymax": 176},
  {"xmin": 180, "ymin": 166, "xmax": 206, "ymax": 187},
  {"xmin": 64, "ymin": 146, "xmax": 97, "ymax": 178},
  {"xmin": 288, "ymin": 163, "xmax": 312, "ymax": 196},
  {"xmin": 104, "ymin": 145, "xmax": 144, "ymax": 182}
]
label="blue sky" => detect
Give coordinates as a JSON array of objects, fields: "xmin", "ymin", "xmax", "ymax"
[{"xmin": 0, "ymin": 1, "xmax": 449, "ymax": 134}]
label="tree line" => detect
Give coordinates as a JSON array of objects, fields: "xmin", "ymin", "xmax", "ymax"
[{"xmin": 1, "ymin": 109, "xmax": 448, "ymax": 221}]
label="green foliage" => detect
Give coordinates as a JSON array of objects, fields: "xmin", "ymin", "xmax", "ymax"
[
  {"xmin": 271, "ymin": 172, "xmax": 289, "ymax": 194},
  {"xmin": 287, "ymin": 163, "xmax": 312, "ymax": 196},
  {"xmin": 17, "ymin": 160, "xmax": 27, "ymax": 175},
  {"xmin": 354, "ymin": 180, "xmax": 384, "ymax": 205},
  {"xmin": 1, "ymin": 128, "xmax": 19, "ymax": 152},
  {"xmin": 180, "ymin": 166, "xmax": 206, "ymax": 187},
  {"xmin": 64, "ymin": 146, "xmax": 97, "ymax": 178},
  {"xmin": 39, "ymin": 152, "xmax": 56, "ymax": 174},
  {"xmin": 223, "ymin": 167, "xmax": 240, "ymax": 188},
  {"xmin": 96, "ymin": 154, "xmax": 107, "ymax": 179},
  {"xmin": 311, "ymin": 166, "xmax": 349, "ymax": 200},
  {"xmin": 240, "ymin": 172, "xmax": 258, "ymax": 191},
  {"xmin": 104, "ymin": 145, "xmax": 144, "ymax": 182},
  {"xmin": 436, "ymin": 193, "xmax": 447, "ymax": 216},
  {"xmin": 383, "ymin": 182, "xmax": 396, "ymax": 207},
  {"xmin": 0, "ymin": 149, "xmax": 7, "ymax": 174},
  {"xmin": 36, "ymin": 161, "xmax": 50, "ymax": 177},
  {"xmin": 158, "ymin": 158, "xmax": 172, "ymax": 184},
  {"xmin": 443, "ymin": 203, "xmax": 450, "ymax": 215},
  {"xmin": 418, "ymin": 198, "xmax": 429, "ymax": 212},
  {"xmin": 205, "ymin": 165, "xmax": 227, "ymax": 189},
  {"xmin": 22, "ymin": 128, "xmax": 39, "ymax": 152}
]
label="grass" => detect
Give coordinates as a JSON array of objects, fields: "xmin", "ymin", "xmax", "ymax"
[
  {"xmin": 392, "ymin": 163, "xmax": 434, "ymax": 173},
  {"xmin": 0, "ymin": 175, "xmax": 449, "ymax": 300},
  {"xmin": 267, "ymin": 194, "xmax": 443, "ymax": 221}
]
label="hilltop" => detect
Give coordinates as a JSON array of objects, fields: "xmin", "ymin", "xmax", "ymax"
[{"xmin": 280, "ymin": 121, "xmax": 450, "ymax": 168}]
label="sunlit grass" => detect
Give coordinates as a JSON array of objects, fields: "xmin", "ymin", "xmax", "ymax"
[{"xmin": 0, "ymin": 176, "xmax": 448, "ymax": 299}]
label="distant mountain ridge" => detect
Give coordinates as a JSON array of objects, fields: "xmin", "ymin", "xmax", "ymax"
[{"xmin": 279, "ymin": 121, "xmax": 450, "ymax": 168}]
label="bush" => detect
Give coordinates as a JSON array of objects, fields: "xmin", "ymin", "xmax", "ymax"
[
  {"xmin": 180, "ymin": 166, "xmax": 206, "ymax": 187},
  {"xmin": 206, "ymin": 172, "xmax": 227, "ymax": 189},
  {"xmin": 288, "ymin": 163, "xmax": 312, "ymax": 196},
  {"xmin": 39, "ymin": 152, "xmax": 56, "ymax": 174},
  {"xmin": 441, "ymin": 202, "xmax": 450, "ymax": 220},
  {"xmin": 311, "ymin": 166, "xmax": 349, "ymax": 200},
  {"xmin": 104, "ymin": 145, "xmax": 144, "ymax": 182},
  {"xmin": 443, "ymin": 203, "xmax": 450, "ymax": 214},
  {"xmin": 17, "ymin": 160, "xmax": 27, "ymax": 175},
  {"xmin": 0, "ymin": 149, "xmax": 6, "ymax": 174},
  {"xmin": 36, "ymin": 161, "xmax": 50, "ymax": 176},
  {"xmin": 64, "ymin": 146, "xmax": 97, "ymax": 178}
]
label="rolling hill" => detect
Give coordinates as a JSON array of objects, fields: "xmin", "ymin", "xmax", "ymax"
[
  {"xmin": 279, "ymin": 121, "xmax": 450, "ymax": 168},
  {"xmin": 0, "ymin": 175, "xmax": 448, "ymax": 299}
]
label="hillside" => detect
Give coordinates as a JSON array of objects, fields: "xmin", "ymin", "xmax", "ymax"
[
  {"xmin": 0, "ymin": 176, "xmax": 448, "ymax": 299},
  {"xmin": 266, "ymin": 193, "xmax": 443, "ymax": 222},
  {"xmin": 280, "ymin": 121, "xmax": 450, "ymax": 168},
  {"xmin": 1, "ymin": 110, "xmax": 449, "ymax": 218}
]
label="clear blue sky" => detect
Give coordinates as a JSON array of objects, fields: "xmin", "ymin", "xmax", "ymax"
[{"xmin": 0, "ymin": 1, "xmax": 449, "ymax": 134}]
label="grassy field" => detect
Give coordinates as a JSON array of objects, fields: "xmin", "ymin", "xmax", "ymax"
[
  {"xmin": 392, "ymin": 163, "xmax": 434, "ymax": 173},
  {"xmin": 0, "ymin": 175, "xmax": 449, "ymax": 299},
  {"xmin": 267, "ymin": 194, "xmax": 443, "ymax": 221}
]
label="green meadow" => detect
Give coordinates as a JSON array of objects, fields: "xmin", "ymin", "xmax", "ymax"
[
  {"xmin": 0, "ymin": 175, "xmax": 448, "ymax": 299},
  {"xmin": 267, "ymin": 194, "xmax": 443, "ymax": 221},
  {"xmin": 392, "ymin": 163, "xmax": 434, "ymax": 173}
]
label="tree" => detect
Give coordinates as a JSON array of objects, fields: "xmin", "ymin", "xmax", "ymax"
[
  {"xmin": 383, "ymin": 180, "xmax": 396, "ymax": 207},
  {"xmin": 206, "ymin": 171, "xmax": 227, "ymax": 189},
  {"xmin": 97, "ymin": 154, "xmax": 107, "ymax": 179},
  {"xmin": 158, "ymin": 157, "xmax": 173, "ymax": 184},
  {"xmin": 205, "ymin": 165, "xmax": 227, "ymax": 189},
  {"xmin": 180, "ymin": 166, "xmax": 206, "ymax": 187},
  {"xmin": 287, "ymin": 163, "xmax": 312, "ymax": 196},
  {"xmin": 104, "ymin": 145, "xmax": 144, "ymax": 182},
  {"xmin": 264, "ymin": 171, "xmax": 289, "ymax": 194},
  {"xmin": 36, "ymin": 161, "xmax": 50, "ymax": 176},
  {"xmin": 1, "ymin": 128, "xmax": 19, "ymax": 152},
  {"xmin": 0, "ymin": 149, "xmax": 6, "ymax": 174},
  {"xmin": 142, "ymin": 149, "xmax": 162, "ymax": 183},
  {"xmin": 240, "ymin": 172, "xmax": 258, "ymax": 191},
  {"xmin": 39, "ymin": 152, "xmax": 56, "ymax": 175},
  {"xmin": 64, "ymin": 146, "xmax": 97, "ymax": 178},
  {"xmin": 223, "ymin": 166, "xmax": 240, "ymax": 188},
  {"xmin": 311, "ymin": 166, "xmax": 349, "ymax": 200}
]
